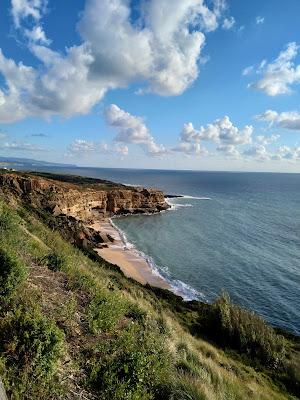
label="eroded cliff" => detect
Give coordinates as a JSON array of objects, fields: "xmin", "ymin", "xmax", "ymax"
[{"xmin": 0, "ymin": 171, "xmax": 169, "ymax": 221}]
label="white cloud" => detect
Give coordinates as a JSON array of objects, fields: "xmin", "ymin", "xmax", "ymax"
[
  {"xmin": 256, "ymin": 109, "xmax": 300, "ymax": 131},
  {"xmin": 11, "ymin": 0, "xmax": 50, "ymax": 45},
  {"xmin": 24, "ymin": 26, "xmax": 51, "ymax": 45},
  {"xmin": 243, "ymin": 144, "xmax": 269, "ymax": 160},
  {"xmin": 256, "ymin": 134, "xmax": 280, "ymax": 145},
  {"xmin": 0, "ymin": 0, "xmax": 228, "ymax": 123},
  {"xmin": 105, "ymin": 104, "xmax": 168, "ymax": 156},
  {"xmin": 0, "ymin": 140, "xmax": 45, "ymax": 152},
  {"xmin": 181, "ymin": 116, "xmax": 253, "ymax": 145},
  {"xmin": 276, "ymin": 145, "xmax": 300, "ymax": 160},
  {"xmin": 172, "ymin": 142, "xmax": 208, "ymax": 156},
  {"xmin": 217, "ymin": 144, "xmax": 240, "ymax": 158},
  {"xmin": 68, "ymin": 139, "xmax": 99, "ymax": 153},
  {"xmin": 78, "ymin": 0, "xmax": 213, "ymax": 97},
  {"xmin": 11, "ymin": 0, "xmax": 47, "ymax": 27},
  {"xmin": 0, "ymin": 49, "xmax": 36, "ymax": 122},
  {"xmin": 248, "ymin": 42, "xmax": 300, "ymax": 96},
  {"xmin": 242, "ymin": 66, "xmax": 254, "ymax": 76},
  {"xmin": 222, "ymin": 16, "xmax": 235, "ymax": 30},
  {"xmin": 67, "ymin": 138, "xmax": 128, "ymax": 157},
  {"xmin": 114, "ymin": 144, "xmax": 129, "ymax": 156},
  {"xmin": 256, "ymin": 16, "xmax": 265, "ymax": 25}
]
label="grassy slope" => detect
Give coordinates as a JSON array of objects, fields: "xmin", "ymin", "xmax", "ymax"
[{"xmin": 0, "ymin": 200, "xmax": 299, "ymax": 400}]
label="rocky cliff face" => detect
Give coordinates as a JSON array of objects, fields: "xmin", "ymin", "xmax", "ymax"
[{"xmin": 0, "ymin": 172, "xmax": 169, "ymax": 222}]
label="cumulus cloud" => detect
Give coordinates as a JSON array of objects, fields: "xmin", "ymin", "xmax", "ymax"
[
  {"xmin": 105, "ymin": 104, "xmax": 168, "ymax": 156},
  {"xmin": 181, "ymin": 116, "xmax": 253, "ymax": 145},
  {"xmin": 68, "ymin": 139, "xmax": 99, "ymax": 153},
  {"xmin": 256, "ymin": 134, "xmax": 280, "ymax": 145},
  {"xmin": 172, "ymin": 142, "xmax": 208, "ymax": 156},
  {"xmin": 256, "ymin": 109, "xmax": 300, "ymax": 131},
  {"xmin": 248, "ymin": 42, "xmax": 300, "ymax": 96},
  {"xmin": 114, "ymin": 144, "xmax": 129, "ymax": 156},
  {"xmin": 176, "ymin": 116, "xmax": 255, "ymax": 159},
  {"xmin": 217, "ymin": 144, "xmax": 240, "ymax": 158},
  {"xmin": 282, "ymin": 145, "xmax": 300, "ymax": 160},
  {"xmin": 0, "ymin": 0, "xmax": 229, "ymax": 123},
  {"xmin": 243, "ymin": 144, "xmax": 269, "ymax": 160}
]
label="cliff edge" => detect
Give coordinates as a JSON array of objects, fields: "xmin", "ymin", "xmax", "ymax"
[{"xmin": 0, "ymin": 171, "xmax": 169, "ymax": 221}]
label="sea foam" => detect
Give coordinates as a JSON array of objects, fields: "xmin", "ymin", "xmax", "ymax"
[{"xmin": 110, "ymin": 217, "xmax": 203, "ymax": 301}]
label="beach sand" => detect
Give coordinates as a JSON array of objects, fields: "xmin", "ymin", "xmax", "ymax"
[{"xmin": 89, "ymin": 220, "xmax": 170, "ymax": 290}]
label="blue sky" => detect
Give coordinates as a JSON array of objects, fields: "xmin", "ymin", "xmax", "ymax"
[{"xmin": 1, "ymin": 0, "xmax": 300, "ymax": 171}]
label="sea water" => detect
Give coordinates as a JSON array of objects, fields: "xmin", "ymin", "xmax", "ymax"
[{"xmin": 18, "ymin": 166, "xmax": 300, "ymax": 334}]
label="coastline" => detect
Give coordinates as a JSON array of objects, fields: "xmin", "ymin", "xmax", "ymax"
[{"xmin": 89, "ymin": 218, "xmax": 171, "ymax": 290}]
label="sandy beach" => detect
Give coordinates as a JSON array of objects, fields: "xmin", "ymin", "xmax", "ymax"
[{"xmin": 89, "ymin": 219, "xmax": 170, "ymax": 290}]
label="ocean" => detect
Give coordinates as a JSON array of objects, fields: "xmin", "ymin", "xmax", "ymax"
[{"xmin": 16, "ymin": 166, "xmax": 300, "ymax": 335}]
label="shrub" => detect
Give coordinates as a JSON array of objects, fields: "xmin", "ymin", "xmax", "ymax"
[
  {"xmin": 126, "ymin": 303, "xmax": 147, "ymax": 323},
  {"xmin": 0, "ymin": 306, "xmax": 63, "ymax": 398},
  {"xmin": 87, "ymin": 291, "xmax": 128, "ymax": 333},
  {"xmin": 42, "ymin": 251, "xmax": 67, "ymax": 272},
  {"xmin": 0, "ymin": 248, "xmax": 27, "ymax": 300},
  {"xmin": 87, "ymin": 321, "xmax": 171, "ymax": 400},
  {"xmin": 0, "ymin": 204, "xmax": 18, "ymax": 233},
  {"xmin": 202, "ymin": 292, "xmax": 286, "ymax": 369}
]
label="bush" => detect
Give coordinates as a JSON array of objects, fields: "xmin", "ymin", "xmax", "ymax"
[
  {"xmin": 0, "ymin": 204, "xmax": 18, "ymax": 233},
  {"xmin": 126, "ymin": 303, "xmax": 147, "ymax": 324},
  {"xmin": 0, "ymin": 306, "xmax": 63, "ymax": 398},
  {"xmin": 0, "ymin": 248, "xmax": 27, "ymax": 299},
  {"xmin": 87, "ymin": 321, "xmax": 171, "ymax": 400},
  {"xmin": 203, "ymin": 292, "xmax": 286, "ymax": 369},
  {"xmin": 42, "ymin": 251, "xmax": 67, "ymax": 272},
  {"xmin": 87, "ymin": 291, "xmax": 128, "ymax": 333}
]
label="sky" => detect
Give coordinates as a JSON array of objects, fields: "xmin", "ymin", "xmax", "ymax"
[{"xmin": 0, "ymin": 0, "xmax": 300, "ymax": 172}]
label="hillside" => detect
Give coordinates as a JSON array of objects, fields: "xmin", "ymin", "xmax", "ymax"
[{"xmin": 0, "ymin": 170, "xmax": 299, "ymax": 399}]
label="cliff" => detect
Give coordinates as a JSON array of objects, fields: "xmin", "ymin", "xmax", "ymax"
[
  {"xmin": 0, "ymin": 171, "xmax": 169, "ymax": 222},
  {"xmin": 0, "ymin": 170, "xmax": 170, "ymax": 251}
]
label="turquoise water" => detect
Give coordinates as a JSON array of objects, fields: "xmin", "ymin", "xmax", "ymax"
[{"xmin": 18, "ymin": 166, "xmax": 300, "ymax": 334}]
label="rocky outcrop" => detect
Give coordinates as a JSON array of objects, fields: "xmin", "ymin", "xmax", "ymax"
[{"xmin": 0, "ymin": 172, "xmax": 169, "ymax": 222}]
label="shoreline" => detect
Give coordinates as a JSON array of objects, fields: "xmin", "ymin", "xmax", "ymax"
[{"xmin": 89, "ymin": 218, "xmax": 171, "ymax": 290}]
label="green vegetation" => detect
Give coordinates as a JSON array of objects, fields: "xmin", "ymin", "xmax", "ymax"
[
  {"xmin": 0, "ymin": 304, "xmax": 63, "ymax": 399},
  {"xmin": 0, "ymin": 198, "xmax": 299, "ymax": 399},
  {"xmin": 86, "ymin": 321, "xmax": 171, "ymax": 400},
  {"xmin": 0, "ymin": 248, "xmax": 27, "ymax": 300},
  {"xmin": 201, "ymin": 291, "xmax": 286, "ymax": 369}
]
